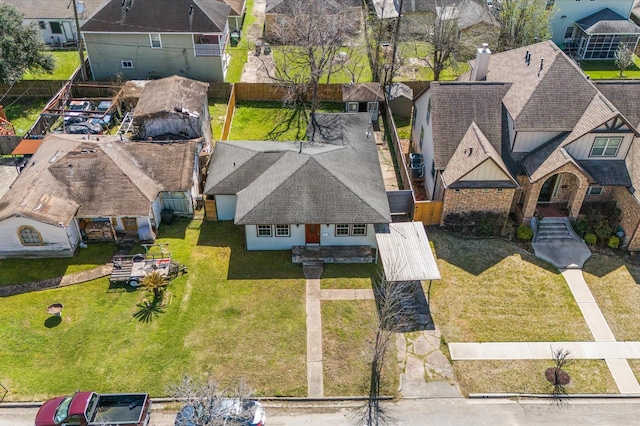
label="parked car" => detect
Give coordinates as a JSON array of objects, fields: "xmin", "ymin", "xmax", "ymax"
[
  {"xmin": 64, "ymin": 100, "xmax": 92, "ymax": 124},
  {"xmin": 175, "ymin": 399, "xmax": 265, "ymax": 426},
  {"xmin": 66, "ymin": 121, "xmax": 103, "ymax": 135},
  {"xmin": 91, "ymin": 100, "xmax": 113, "ymax": 129}
]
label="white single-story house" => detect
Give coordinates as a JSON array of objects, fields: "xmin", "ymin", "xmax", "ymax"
[
  {"xmin": 204, "ymin": 113, "xmax": 391, "ymax": 251},
  {"xmin": 0, "ymin": 134, "xmax": 200, "ymax": 258}
]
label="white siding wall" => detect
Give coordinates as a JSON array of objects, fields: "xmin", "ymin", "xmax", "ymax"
[
  {"xmin": 564, "ymin": 132, "xmax": 634, "ymax": 160},
  {"xmin": 66, "ymin": 220, "xmax": 81, "ymax": 250},
  {"xmin": 26, "ymin": 19, "xmax": 77, "ymax": 44},
  {"xmin": 412, "ymin": 90, "xmax": 437, "ymax": 199},
  {"xmin": 512, "ymin": 131, "xmax": 563, "ymax": 153},
  {"xmin": 459, "ymin": 160, "xmax": 512, "ymax": 181},
  {"xmin": 550, "ymin": 1, "xmax": 634, "ymax": 45},
  {"xmin": 215, "ymin": 195, "xmax": 237, "ymax": 220},
  {"xmin": 320, "ymin": 224, "xmax": 377, "ymax": 247},
  {"xmin": 245, "ymin": 224, "xmax": 305, "ymax": 250},
  {"xmin": 0, "ymin": 216, "xmax": 74, "ymax": 258}
]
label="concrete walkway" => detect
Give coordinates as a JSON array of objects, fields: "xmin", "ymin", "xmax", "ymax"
[
  {"xmin": 449, "ymin": 266, "xmax": 640, "ymax": 394},
  {"xmin": 0, "ymin": 264, "xmax": 112, "ymax": 297}
]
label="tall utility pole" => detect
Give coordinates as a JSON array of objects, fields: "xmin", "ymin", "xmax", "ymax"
[{"xmin": 71, "ymin": 0, "xmax": 87, "ymax": 80}]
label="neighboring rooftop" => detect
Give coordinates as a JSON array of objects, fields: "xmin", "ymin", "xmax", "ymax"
[
  {"xmin": 576, "ymin": 8, "xmax": 640, "ymax": 35},
  {"xmin": 2, "ymin": 0, "xmax": 105, "ymax": 20},
  {"xmin": 133, "ymin": 76, "xmax": 209, "ymax": 119}
]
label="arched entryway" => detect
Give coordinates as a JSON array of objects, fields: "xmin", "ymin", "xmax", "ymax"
[{"xmin": 536, "ymin": 173, "xmax": 581, "ymax": 217}]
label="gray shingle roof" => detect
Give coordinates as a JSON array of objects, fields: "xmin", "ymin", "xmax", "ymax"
[
  {"xmin": 204, "ymin": 113, "xmax": 391, "ymax": 224},
  {"xmin": 595, "ymin": 81, "xmax": 640, "ymax": 129},
  {"xmin": 578, "ymin": 160, "xmax": 632, "ymax": 186},
  {"xmin": 441, "ymin": 122, "xmax": 517, "ymax": 188},
  {"xmin": 0, "ymin": 134, "xmax": 197, "ymax": 225},
  {"xmin": 2, "ymin": 0, "xmax": 106, "ymax": 20},
  {"xmin": 430, "ymin": 81, "xmax": 511, "ymax": 169},
  {"xmin": 81, "ymin": 0, "xmax": 230, "ymax": 33},
  {"xmin": 576, "ymin": 8, "xmax": 640, "ymax": 35}
]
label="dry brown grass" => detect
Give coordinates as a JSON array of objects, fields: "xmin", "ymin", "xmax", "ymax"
[
  {"xmin": 628, "ymin": 360, "xmax": 640, "ymax": 382},
  {"xmin": 582, "ymin": 254, "xmax": 640, "ymax": 340},
  {"xmin": 427, "ymin": 228, "xmax": 592, "ymax": 342},
  {"xmin": 454, "ymin": 360, "xmax": 619, "ymax": 396},
  {"xmin": 322, "ymin": 300, "xmax": 399, "ymax": 397}
]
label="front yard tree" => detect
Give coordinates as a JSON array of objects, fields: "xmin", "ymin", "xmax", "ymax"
[
  {"xmin": 614, "ymin": 43, "xmax": 634, "ymax": 77},
  {"xmin": 140, "ymin": 270, "xmax": 168, "ymax": 301},
  {"xmin": 264, "ymin": 0, "xmax": 358, "ymax": 122},
  {"xmin": 0, "ymin": 3, "xmax": 54, "ymax": 84},
  {"xmin": 493, "ymin": 0, "xmax": 553, "ymax": 51}
]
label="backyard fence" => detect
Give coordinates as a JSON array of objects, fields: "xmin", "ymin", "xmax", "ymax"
[
  {"xmin": 234, "ymin": 83, "xmax": 344, "ymax": 102},
  {"xmin": 221, "ymin": 84, "xmax": 237, "ymax": 141},
  {"xmin": 0, "ymin": 136, "xmax": 22, "ymax": 155}
]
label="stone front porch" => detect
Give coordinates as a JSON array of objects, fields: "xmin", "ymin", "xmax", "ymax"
[{"xmin": 292, "ymin": 245, "xmax": 375, "ymax": 263}]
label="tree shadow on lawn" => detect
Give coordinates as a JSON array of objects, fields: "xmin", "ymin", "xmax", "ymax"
[
  {"xmin": 427, "ymin": 227, "xmax": 560, "ymax": 276},
  {"xmin": 582, "ymin": 253, "xmax": 640, "ymax": 284},
  {"xmin": 196, "ymin": 221, "xmax": 303, "ymax": 280}
]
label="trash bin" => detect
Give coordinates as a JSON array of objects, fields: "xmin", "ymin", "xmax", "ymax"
[
  {"xmin": 263, "ymin": 43, "xmax": 271, "ymax": 55},
  {"xmin": 230, "ymin": 32, "xmax": 240, "ymax": 47}
]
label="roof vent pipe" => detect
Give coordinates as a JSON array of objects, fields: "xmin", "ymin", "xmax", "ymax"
[{"xmin": 471, "ymin": 43, "xmax": 491, "ymax": 82}]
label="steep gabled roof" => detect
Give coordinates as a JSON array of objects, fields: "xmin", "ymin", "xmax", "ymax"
[
  {"xmin": 342, "ymin": 83, "xmax": 385, "ymax": 102},
  {"xmin": 204, "ymin": 113, "xmax": 391, "ymax": 224},
  {"xmin": 576, "ymin": 8, "xmax": 640, "ymax": 35},
  {"xmin": 429, "ymin": 81, "xmax": 511, "ymax": 169},
  {"xmin": 441, "ymin": 122, "xmax": 517, "ymax": 188},
  {"xmin": 220, "ymin": 0, "xmax": 245, "ymax": 17},
  {"xmin": 595, "ymin": 81, "xmax": 640, "ymax": 129},
  {"xmin": 81, "ymin": 0, "xmax": 230, "ymax": 33},
  {"xmin": 0, "ymin": 134, "xmax": 197, "ymax": 225}
]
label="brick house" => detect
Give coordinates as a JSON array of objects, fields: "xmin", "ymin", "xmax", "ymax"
[{"xmin": 411, "ymin": 41, "xmax": 640, "ymax": 249}]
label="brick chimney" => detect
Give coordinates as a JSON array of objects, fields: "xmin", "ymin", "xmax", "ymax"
[{"xmin": 471, "ymin": 43, "xmax": 491, "ymax": 81}]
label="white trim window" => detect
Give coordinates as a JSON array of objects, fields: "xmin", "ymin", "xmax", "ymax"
[
  {"xmin": 587, "ymin": 186, "xmax": 603, "ymax": 195},
  {"xmin": 335, "ymin": 224, "xmax": 350, "ymax": 236},
  {"xmin": 121, "ymin": 60, "xmax": 134, "ymax": 69},
  {"xmin": 275, "ymin": 224, "xmax": 290, "ymax": 237},
  {"xmin": 257, "ymin": 225, "xmax": 272, "ymax": 237},
  {"xmin": 347, "ymin": 102, "xmax": 358, "ymax": 112},
  {"xmin": 150, "ymin": 33, "xmax": 162, "ymax": 48},
  {"xmin": 18, "ymin": 226, "xmax": 43, "ymax": 246},
  {"xmin": 590, "ymin": 137, "xmax": 622, "ymax": 157},
  {"xmin": 352, "ymin": 224, "xmax": 367, "ymax": 236}
]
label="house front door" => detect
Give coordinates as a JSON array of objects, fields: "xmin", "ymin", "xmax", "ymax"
[
  {"xmin": 305, "ymin": 224, "xmax": 320, "ymax": 244},
  {"xmin": 123, "ymin": 217, "xmax": 138, "ymax": 231}
]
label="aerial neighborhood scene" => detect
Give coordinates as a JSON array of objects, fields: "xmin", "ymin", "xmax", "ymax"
[{"xmin": 3, "ymin": 0, "xmax": 640, "ymax": 424}]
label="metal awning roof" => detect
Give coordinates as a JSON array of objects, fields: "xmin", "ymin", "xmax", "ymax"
[
  {"xmin": 375, "ymin": 222, "xmax": 441, "ymax": 281},
  {"xmin": 11, "ymin": 139, "xmax": 43, "ymax": 156}
]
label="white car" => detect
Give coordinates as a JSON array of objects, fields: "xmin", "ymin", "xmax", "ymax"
[{"xmin": 175, "ymin": 399, "xmax": 266, "ymax": 426}]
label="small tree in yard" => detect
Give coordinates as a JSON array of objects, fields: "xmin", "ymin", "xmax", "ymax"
[
  {"xmin": 614, "ymin": 43, "xmax": 634, "ymax": 77},
  {"xmin": 547, "ymin": 347, "xmax": 573, "ymax": 405},
  {"xmin": 140, "ymin": 270, "xmax": 168, "ymax": 301},
  {"xmin": 492, "ymin": 0, "xmax": 553, "ymax": 51},
  {"xmin": 357, "ymin": 268, "xmax": 415, "ymax": 426},
  {"xmin": 169, "ymin": 375, "xmax": 255, "ymax": 426},
  {"xmin": 263, "ymin": 0, "xmax": 358, "ymax": 125},
  {"xmin": 0, "ymin": 3, "xmax": 54, "ymax": 84}
]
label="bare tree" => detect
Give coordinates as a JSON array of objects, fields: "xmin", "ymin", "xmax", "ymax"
[
  {"xmin": 169, "ymin": 374, "xmax": 257, "ymax": 426},
  {"xmin": 614, "ymin": 43, "xmax": 634, "ymax": 77},
  {"xmin": 356, "ymin": 267, "xmax": 416, "ymax": 426},
  {"xmin": 365, "ymin": 0, "xmax": 397, "ymax": 83},
  {"xmin": 492, "ymin": 0, "xmax": 553, "ymax": 51},
  {"xmin": 548, "ymin": 347, "xmax": 573, "ymax": 405},
  {"xmin": 263, "ymin": 0, "xmax": 359, "ymax": 122}
]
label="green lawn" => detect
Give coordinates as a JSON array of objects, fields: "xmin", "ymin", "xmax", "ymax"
[
  {"xmin": 3, "ymin": 98, "xmax": 49, "ymax": 136},
  {"xmin": 225, "ymin": 0, "xmax": 256, "ymax": 82},
  {"xmin": 320, "ymin": 264, "xmax": 378, "ymax": 290},
  {"xmin": 428, "ymin": 228, "xmax": 592, "ymax": 342},
  {"xmin": 0, "ymin": 220, "xmax": 308, "ymax": 401},
  {"xmin": 579, "ymin": 55, "xmax": 640, "ymax": 79},
  {"xmin": 208, "ymin": 99, "xmax": 228, "ymax": 141},
  {"xmin": 392, "ymin": 115, "xmax": 411, "ymax": 139},
  {"xmin": 229, "ymin": 101, "xmax": 343, "ymax": 141},
  {"xmin": 582, "ymin": 255, "xmax": 640, "ymax": 341},
  {"xmin": 396, "ymin": 42, "xmax": 470, "ymax": 81},
  {"xmin": 322, "ymin": 300, "xmax": 398, "ymax": 397},
  {"xmin": 22, "ymin": 51, "xmax": 81, "ymax": 80},
  {"xmin": 454, "ymin": 360, "xmax": 618, "ymax": 396}
]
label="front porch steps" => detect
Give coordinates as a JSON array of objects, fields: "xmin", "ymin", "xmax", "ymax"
[{"xmin": 534, "ymin": 217, "xmax": 582, "ymax": 243}]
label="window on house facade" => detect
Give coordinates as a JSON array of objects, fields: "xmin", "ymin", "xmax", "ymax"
[
  {"xmin": 419, "ymin": 126, "xmax": 424, "ymax": 149},
  {"xmin": 336, "ymin": 224, "xmax": 350, "ymax": 236},
  {"xmin": 18, "ymin": 226, "xmax": 43, "ymax": 246},
  {"xmin": 352, "ymin": 224, "xmax": 367, "ymax": 236},
  {"xmin": 590, "ymin": 136, "xmax": 622, "ymax": 157},
  {"xmin": 50, "ymin": 22, "xmax": 62, "ymax": 34},
  {"xmin": 426, "ymin": 98, "xmax": 431, "ymax": 124},
  {"xmin": 412, "ymin": 107, "xmax": 417, "ymax": 128},
  {"xmin": 275, "ymin": 224, "xmax": 290, "ymax": 237},
  {"xmin": 564, "ymin": 26, "xmax": 574, "ymax": 39},
  {"xmin": 257, "ymin": 225, "xmax": 272, "ymax": 237},
  {"xmin": 347, "ymin": 102, "xmax": 358, "ymax": 112},
  {"xmin": 38, "ymin": 21, "xmax": 46, "ymax": 30},
  {"xmin": 546, "ymin": 0, "xmax": 555, "ymax": 8},
  {"xmin": 121, "ymin": 60, "xmax": 134, "ymax": 69},
  {"xmin": 587, "ymin": 186, "xmax": 603, "ymax": 195},
  {"xmin": 150, "ymin": 33, "xmax": 162, "ymax": 48},
  {"xmin": 497, "ymin": 188, "xmax": 503, "ymax": 193},
  {"xmin": 431, "ymin": 160, "xmax": 436, "ymax": 179}
]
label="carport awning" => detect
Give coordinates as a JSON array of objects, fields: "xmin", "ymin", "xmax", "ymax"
[
  {"xmin": 375, "ymin": 222, "xmax": 441, "ymax": 281},
  {"xmin": 11, "ymin": 139, "xmax": 43, "ymax": 156}
]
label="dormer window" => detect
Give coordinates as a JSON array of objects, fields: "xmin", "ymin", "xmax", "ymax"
[{"xmin": 590, "ymin": 137, "xmax": 622, "ymax": 157}]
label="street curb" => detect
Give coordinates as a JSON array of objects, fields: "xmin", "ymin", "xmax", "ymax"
[{"xmin": 469, "ymin": 393, "xmax": 640, "ymax": 399}]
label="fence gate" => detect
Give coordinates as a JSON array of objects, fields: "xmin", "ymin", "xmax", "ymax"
[{"xmin": 414, "ymin": 201, "xmax": 443, "ymax": 226}]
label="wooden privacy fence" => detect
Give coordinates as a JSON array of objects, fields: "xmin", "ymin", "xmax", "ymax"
[
  {"xmin": 234, "ymin": 83, "xmax": 344, "ymax": 102},
  {"xmin": 414, "ymin": 201, "xmax": 444, "ymax": 226},
  {"xmin": 220, "ymin": 84, "xmax": 236, "ymax": 141},
  {"xmin": 0, "ymin": 136, "xmax": 22, "ymax": 155}
]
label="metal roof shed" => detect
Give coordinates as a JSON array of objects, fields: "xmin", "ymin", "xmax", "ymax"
[{"xmin": 374, "ymin": 222, "xmax": 441, "ymax": 281}]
